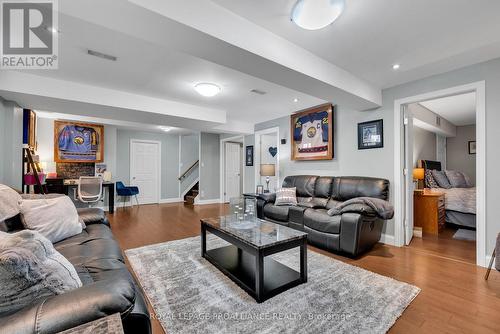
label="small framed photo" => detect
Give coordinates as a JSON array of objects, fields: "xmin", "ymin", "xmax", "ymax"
[
  {"xmin": 358, "ymin": 119, "xmax": 384, "ymax": 150},
  {"xmin": 256, "ymin": 185, "xmax": 264, "ymax": 194},
  {"xmin": 245, "ymin": 145, "xmax": 254, "ymax": 166},
  {"xmin": 468, "ymin": 141, "xmax": 476, "ymax": 154}
]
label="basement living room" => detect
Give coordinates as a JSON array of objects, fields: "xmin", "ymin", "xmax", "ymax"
[{"xmin": 1, "ymin": 1, "xmax": 500, "ymax": 334}]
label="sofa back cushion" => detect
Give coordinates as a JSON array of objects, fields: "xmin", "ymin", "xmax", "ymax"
[
  {"xmin": 314, "ymin": 177, "xmax": 333, "ymax": 198},
  {"xmin": 282, "ymin": 175, "xmax": 317, "ymax": 201},
  {"xmin": 332, "ymin": 177, "xmax": 389, "ymax": 201}
]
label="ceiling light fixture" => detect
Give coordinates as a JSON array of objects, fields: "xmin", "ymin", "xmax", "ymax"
[
  {"xmin": 291, "ymin": 0, "xmax": 345, "ymax": 30},
  {"xmin": 46, "ymin": 26, "xmax": 59, "ymax": 33},
  {"xmin": 159, "ymin": 126, "xmax": 172, "ymax": 132},
  {"xmin": 293, "ymin": 98, "xmax": 299, "ymax": 103},
  {"xmin": 194, "ymin": 83, "xmax": 221, "ymax": 97},
  {"xmin": 392, "ymin": 64, "xmax": 401, "ymax": 70}
]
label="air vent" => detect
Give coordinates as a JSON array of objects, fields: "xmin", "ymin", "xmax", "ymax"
[
  {"xmin": 250, "ymin": 89, "xmax": 267, "ymax": 95},
  {"xmin": 87, "ymin": 49, "xmax": 117, "ymax": 61},
  {"xmin": 436, "ymin": 116, "xmax": 441, "ymax": 126}
]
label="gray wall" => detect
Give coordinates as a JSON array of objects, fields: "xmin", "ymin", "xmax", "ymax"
[
  {"xmin": 254, "ymin": 57, "xmax": 500, "ymax": 256},
  {"xmin": 447, "ymin": 125, "xmax": 476, "ymax": 185},
  {"xmin": 180, "ymin": 133, "xmax": 199, "ymax": 195},
  {"xmin": 0, "ymin": 98, "xmax": 5, "ymax": 183},
  {"xmin": 116, "ymin": 130, "xmax": 180, "ymax": 200},
  {"xmin": 199, "ymin": 132, "xmax": 220, "ymax": 200},
  {"xmin": 413, "ymin": 126, "xmax": 436, "ymax": 167},
  {"xmin": 0, "ymin": 100, "xmax": 23, "ymax": 189},
  {"xmin": 244, "ymin": 134, "xmax": 255, "ymax": 193}
]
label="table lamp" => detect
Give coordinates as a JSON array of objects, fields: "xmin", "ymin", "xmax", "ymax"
[
  {"xmin": 413, "ymin": 168, "xmax": 425, "ymax": 191},
  {"xmin": 260, "ymin": 164, "xmax": 275, "ymax": 193}
]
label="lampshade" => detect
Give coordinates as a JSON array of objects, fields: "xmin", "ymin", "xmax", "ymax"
[
  {"xmin": 412, "ymin": 168, "xmax": 425, "ymax": 180},
  {"xmin": 260, "ymin": 164, "xmax": 276, "ymax": 177}
]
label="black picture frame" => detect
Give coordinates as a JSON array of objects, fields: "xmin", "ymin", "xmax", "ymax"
[
  {"xmin": 468, "ymin": 141, "xmax": 476, "ymax": 154},
  {"xmin": 245, "ymin": 145, "xmax": 254, "ymax": 166},
  {"xmin": 358, "ymin": 119, "xmax": 384, "ymax": 150}
]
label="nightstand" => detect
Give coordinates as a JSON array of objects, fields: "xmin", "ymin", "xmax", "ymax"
[{"xmin": 413, "ymin": 191, "xmax": 445, "ymax": 235}]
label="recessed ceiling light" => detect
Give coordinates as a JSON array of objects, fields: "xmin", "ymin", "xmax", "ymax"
[
  {"xmin": 293, "ymin": 98, "xmax": 299, "ymax": 103},
  {"xmin": 291, "ymin": 0, "xmax": 345, "ymax": 30},
  {"xmin": 159, "ymin": 126, "xmax": 172, "ymax": 132},
  {"xmin": 194, "ymin": 83, "xmax": 221, "ymax": 97},
  {"xmin": 392, "ymin": 64, "xmax": 401, "ymax": 70},
  {"xmin": 46, "ymin": 26, "xmax": 59, "ymax": 33}
]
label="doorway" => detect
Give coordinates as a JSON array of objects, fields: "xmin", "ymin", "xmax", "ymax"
[
  {"xmin": 394, "ymin": 82, "xmax": 486, "ymax": 266},
  {"xmin": 224, "ymin": 141, "xmax": 243, "ymax": 202},
  {"xmin": 254, "ymin": 127, "xmax": 280, "ymax": 192},
  {"xmin": 130, "ymin": 139, "xmax": 161, "ymax": 205}
]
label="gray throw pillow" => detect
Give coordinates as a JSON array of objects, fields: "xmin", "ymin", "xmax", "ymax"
[
  {"xmin": 445, "ymin": 170, "xmax": 468, "ymax": 188},
  {"xmin": 275, "ymin": 187, "xmax": 298, "ymax": 206},
  {"xmin": 431, "ymin": 170, "xmax": 452, "ymax": 189},
  {"xmin": 0, "ymin": 230, "xmax": 82, "ymax": 315}
]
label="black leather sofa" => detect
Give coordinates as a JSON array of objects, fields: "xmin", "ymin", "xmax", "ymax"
[
  {"xmin": 0, "ymin": 207, "xmax": 151, "ymax": 334},
  {"xmin": 257, "ymin": 175, "xmax": 390, "ymax": 256}
]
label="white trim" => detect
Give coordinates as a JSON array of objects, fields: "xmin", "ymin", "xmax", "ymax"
[
  {"xmin": 254, "ymin": 127, "xmax": 280, "ymax": 191},
  {"xmin": 130, "ymin": 139, "xmax": 162, "ymax": 204},
  {"xmin": 379, "ymin": 233, "xmax": 395, "ymax": 246},
  {"xmin": 159, "ymin": 197, "xmax": 183, "ymax": 204},
  {"xmin": 194, "ymin": 198, "xmax": 221, "ymax": 205},
  {"xmin": 220, "ymin": 135, "xmax": 245, "ymax": 203},
  {"xmin": 178, "ymin": 134, "xmax": 182, "ymax": 198},
  {"xmin": 181, "ymin": 178, "xmax": 200, "ymax": 199},
  {"xmin": 393, "ymin": 81, "xmax": 487, "ymax": 267}
]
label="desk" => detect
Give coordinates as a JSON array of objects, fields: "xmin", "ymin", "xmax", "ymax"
[{"xmin": 63, "ymin": 182, "xmax": 115, "ymax": 214}]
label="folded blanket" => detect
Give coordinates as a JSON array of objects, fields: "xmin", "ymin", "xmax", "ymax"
[{"xmin": 327, "ymin": 197, "xmax": 394, "ymax": 220}]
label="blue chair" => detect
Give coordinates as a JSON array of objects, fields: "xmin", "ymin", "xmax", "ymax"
[{"xmin": 116, "ymin": 181, "xmax": 140, "ymax": 207}]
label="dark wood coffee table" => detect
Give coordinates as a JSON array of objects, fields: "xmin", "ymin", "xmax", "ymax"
[{"xmin": 201, "ymin": 217, "xmax": 307, "ymax": 303}]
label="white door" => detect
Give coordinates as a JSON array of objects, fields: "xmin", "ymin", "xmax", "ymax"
[
  {"xmin": 130, "ymin": 140, "xmax": 160, "ymax": 205},
  {"xmin": 403, "ymin": 106, "xmax": 414, "ymax": 245},
  {"xmin": 224, "ymin": 142, "xmax": 241, "ymax": 202}
]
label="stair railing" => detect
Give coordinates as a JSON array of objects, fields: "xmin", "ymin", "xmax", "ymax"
[{"xmin": 178, "ymin": 160, "xmax": 199, "ymax": 181}]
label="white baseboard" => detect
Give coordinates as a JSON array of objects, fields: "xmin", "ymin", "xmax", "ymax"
[
  {"xmin": 379, "ymin": 233, "xmax": 395, "ymax": 246},
  {"xmin": 194, "ymin": 198, "xmax": 221, "ymax": 205},
  {"xmin": 159, "ymin": 198, "xmax": 183, "ymax": 204}
]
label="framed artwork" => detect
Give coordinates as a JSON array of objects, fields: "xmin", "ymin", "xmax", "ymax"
[
  {"xmin": 245, "ymin": 145, "xmax": 254, "ymax": 166},
  {"xmin": 290, "ymin": 103, "xmax": 334, "ymax": 161},
  {"xmin": 358, "ymin": 119, "xmax": 384, "ymax": 150},
  {"xmin": 468, "ymin": 141, "xmax": 476, "ymax": 154},
  {"xmin": 22, "ymin": 109, "xmax": 37, "ymax": 149},
  {"xmin": 54, "ymin": 121, "xmax": 104, "ymax": 163}
]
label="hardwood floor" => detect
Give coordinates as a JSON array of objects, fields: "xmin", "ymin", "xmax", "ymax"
[{"xmin": 108, "ymin": 203, "xmax": 500, "ymax": 334}]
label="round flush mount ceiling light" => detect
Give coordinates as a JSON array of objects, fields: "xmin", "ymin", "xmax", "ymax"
[
  {"xmin": 392, "ymin": 64, "xmax": 401, "ymax": 70},
  {"xmin": 291, "ymin": 0, "xmax": 345, "ymax": 30},
  {"xmin": 194, "ymin": 83, "xmax": 221, "ymax": 97}
]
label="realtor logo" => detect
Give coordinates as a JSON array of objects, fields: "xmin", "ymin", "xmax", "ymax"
[{"xmin": 1, "ymin": 0, "xmax": 58, "ymax": 69}]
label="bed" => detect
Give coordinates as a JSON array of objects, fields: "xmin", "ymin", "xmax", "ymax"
[{"xmin": 419, "ymin": 160, "xmax": 476, "ymax": 228}]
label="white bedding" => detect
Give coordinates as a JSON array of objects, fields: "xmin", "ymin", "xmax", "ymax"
[{"xmin": 430, "ymin": 187, "xmax": 476, "ymax": 214}]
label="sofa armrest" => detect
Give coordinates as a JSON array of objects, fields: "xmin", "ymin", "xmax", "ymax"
[
  {"xmin": 339, "ymin": 213, "xmax": 384, "ymax": 256},
  {"xmin": 0, "ymin": 279, "xmax": 135, "ymax": 334},
  {"xmin": 256, "ymin": 193, "xmax": 276, "ymax": 203},
  {"xmin": 77, "ymin": 208, "xmax": 110, "ymax": 227}
]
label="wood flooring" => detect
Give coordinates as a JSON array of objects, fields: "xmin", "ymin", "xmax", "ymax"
[{"xmin": 107, "ymin": 203, "xmax": 500, "ymax": 334}]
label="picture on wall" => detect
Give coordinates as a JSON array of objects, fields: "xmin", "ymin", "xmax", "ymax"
[
  {"xmin": 358, "ymin": 119, "xmax": 384, "ymax": 150},
  {"xmin": 54, "ymin": 121, "xmax": 104, "ymax": 163},
  {"xmin": 468, "ymin": 141, "xmax": 476, "ymax": 154},
  {"xmin": 290, "ymin": 103, "xmax": 334, "ymax": 161},
  {"xmin": 246, "ymin": 145, "xmax": 254, "ymax": 166}
]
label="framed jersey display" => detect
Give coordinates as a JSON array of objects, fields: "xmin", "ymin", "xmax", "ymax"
[
  {"xmin": 291, "ymin": 103, "xmax": 334, "ymax": 161},
  {"xmin": 54, "ymin": 121, "xmax": 104, "ymax": 163}
]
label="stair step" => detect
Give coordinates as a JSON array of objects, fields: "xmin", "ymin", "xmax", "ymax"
[
  {"xmin": 185, "ymin": 195, "xmax": 195, "ymax": 204},
  {"xmin": 192, "ymin": 190, "xmax": 199, "ymax": 195}
]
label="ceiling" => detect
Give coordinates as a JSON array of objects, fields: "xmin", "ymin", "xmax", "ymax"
[
  {"xmin": 419, "ymin": 92, "xmax": 476, "ymax": 126},
  {"xmin": 212, "ymin": 0, "xmax": 500, "ymax": 88}
]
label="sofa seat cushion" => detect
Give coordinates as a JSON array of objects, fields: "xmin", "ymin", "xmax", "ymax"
[
  {"xmin": 264, "ymin": 204, "xmax": 289, "ymax": 222},
  {"xmin": 303, "ymin": 209, "xmax": 341, "ymax": 234}
]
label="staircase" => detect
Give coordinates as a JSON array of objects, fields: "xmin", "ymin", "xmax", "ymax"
[{"xmin": 184, "ymin": 182, "xmax": 199, "ymax": 205}]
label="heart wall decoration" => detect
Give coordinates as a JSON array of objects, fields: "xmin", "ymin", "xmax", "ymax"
[{"xmin": 268, "ymin": 147, "xmax": 278, "ymax": 157}]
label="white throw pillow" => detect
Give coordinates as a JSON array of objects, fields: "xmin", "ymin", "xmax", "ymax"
[
  {"xmin": 0, "ymin": 230, "xmax": 82, "ymax": 314},
  {"xmin": 0, "ymin": 184, "xmax": 22, "ymax": 222},
  {"xmin": 20, "ymin": 196, "xmax": 83, "ymax": 243},
  {"xmin": 275, "ymin": 187, "xmax": 298, "ymax": 206}
]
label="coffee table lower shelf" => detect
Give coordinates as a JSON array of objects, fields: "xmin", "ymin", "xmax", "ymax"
[{"xmin": 204, "ymin": 245, "xmax": 303, "ymax": 303}]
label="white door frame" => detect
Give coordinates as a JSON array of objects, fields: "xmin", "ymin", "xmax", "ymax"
[
  {"xmin": 393, "ymin": 81, "xmax": 486, "ymax": 267},
  {"xmin": 220, "ymin": 135, "xmax": 245, "ymax": 203},
  {"xmin": 129, "ymin": 139, "xmax": 161, "ymax": 204},
  {"xmin": 254, "ymin": 127, "xmax": 280, "ymax": 191}
]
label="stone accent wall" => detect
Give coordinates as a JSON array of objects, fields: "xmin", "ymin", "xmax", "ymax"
[{"xmin": 56, "ymin": 163, "xmax": 95, "ymax": 179}]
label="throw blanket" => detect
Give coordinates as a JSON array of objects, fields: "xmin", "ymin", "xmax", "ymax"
[
  {"xmin": 327, "ymin": 197, "xmax": 394, "ymax": 220},
  {"xmin": 430, "ymin": 188, "xmax": 476, "ymax": 214}
]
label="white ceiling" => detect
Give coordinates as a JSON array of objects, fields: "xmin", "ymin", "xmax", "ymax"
[
  {"xmin": 211, "ymin": 0, "xmax": 500, "ymax": 88},
  {"xmin": 420, "ymin": 92, "xmax": 476, "ymax": 126}
]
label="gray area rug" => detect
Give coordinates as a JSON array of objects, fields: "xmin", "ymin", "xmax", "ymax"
[
  {"xmin": 453, "ymin": 228, "xmax": 476, "ymax": 241},
  {"xmin": 125, "ymin": 236, "xmax": 420, "ymax": 334}
]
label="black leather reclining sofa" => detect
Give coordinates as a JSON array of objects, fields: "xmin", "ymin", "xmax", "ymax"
[
  {"xmin": 0, "ymin": 206, "xmax": 151, "ymax": 334},
  {"xmin": 257, "ymin": 175, "xmax": 390, "ymax": 257}
]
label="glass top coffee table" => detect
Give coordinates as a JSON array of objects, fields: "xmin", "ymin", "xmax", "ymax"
[{"xmin": 201, "ymin": 217, "xmax": 308, "ymax": 303}]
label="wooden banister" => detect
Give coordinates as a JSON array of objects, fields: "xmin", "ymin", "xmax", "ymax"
[{"xmin": 178, "ymin": 160, "xmax": 199, "ymax": 180}]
